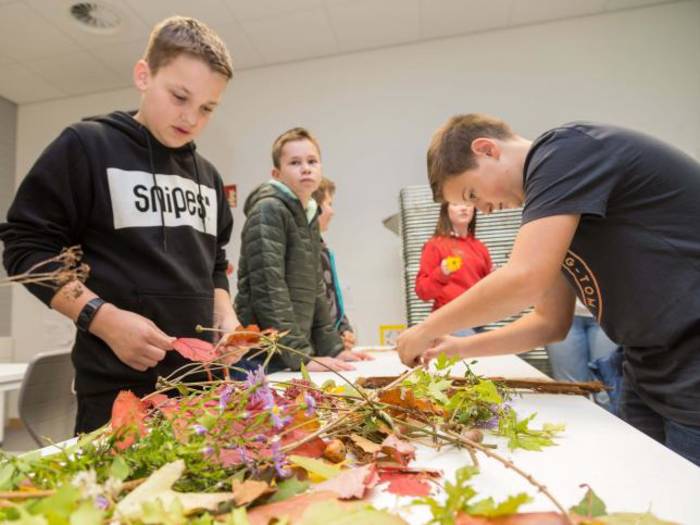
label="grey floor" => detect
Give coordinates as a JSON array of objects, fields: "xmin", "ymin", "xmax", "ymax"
[{"xmin": 1, "ymin": 421, "xmax": 38, "ymax": 454}]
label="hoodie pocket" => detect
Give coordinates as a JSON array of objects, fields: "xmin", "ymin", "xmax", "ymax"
[{"xmin": 136, "ymin": 290, "xmax": 214, "ymax": 339}]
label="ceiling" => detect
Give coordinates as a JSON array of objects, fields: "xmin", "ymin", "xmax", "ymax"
[{"xmin": 0, "ymin": 0, "xmax": 680, "ymax": 104}]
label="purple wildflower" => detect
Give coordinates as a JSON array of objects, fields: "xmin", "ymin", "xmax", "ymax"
[
  {"xmin": 94, "ymin": 495, "xmax": 109, "ymax": 510},
  {"xmin": 303, "ymin": 391, "xmax": 316, "ymax": 417},
  {"xmin": 219, "ymin": 384, "xmax": 234, "ymax": 411},
  {"xmin": 271, "ymin": 440, "xmax": 290, "ymax": 478},
  {"xmin": 244, "ymin": 366, "xmax": 267, "ymax": 389},
  {"xmin": 192, "ymin": 424, "xmax": 207, "ymax": 436},
  {"xmin": 201, "ymin": 446, "xmax": 214, "ymax": 456}
]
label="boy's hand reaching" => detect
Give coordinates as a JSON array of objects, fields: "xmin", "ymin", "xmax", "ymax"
[
  {"xmin": 336, "ymin": 349, "xmax": 374, "ymax": 361},
  {"xmin": 306, "ymin": 356, "xmax": 356, "ymax": 372},
  {"xmin": 90, "ymin": 304, "xmax": 174, "ymax": 371},
  {"xmin": 341, "ymin": 330, "xmax": 356, "ymax": 351}
]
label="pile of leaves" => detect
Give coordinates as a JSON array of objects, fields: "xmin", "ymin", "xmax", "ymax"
[{"xmin": 0, "ymin": 330, "xmax": 678, "ymax": 524}]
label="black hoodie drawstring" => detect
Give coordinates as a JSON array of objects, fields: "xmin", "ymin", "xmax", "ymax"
[
  {"xmin": 143, "ymin": 130, "xmax": 168, "ymax": 251},
  {"xmin": 190, "ymin": 143, "xmax": 207, "ymax": 234}
]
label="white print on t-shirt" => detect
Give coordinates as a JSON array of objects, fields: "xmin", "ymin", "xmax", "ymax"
[
  {"xmin": 562, "ymin": 250, "xmax": 603, "ymax": 322},
  {"xmin": 106, "ymin": 168, "xmax": 217, "ymax": 236}
]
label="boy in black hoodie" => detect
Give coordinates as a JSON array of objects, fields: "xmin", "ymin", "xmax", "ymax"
[{"xmin": 0, "ymin": 16, "xmax": 237, "ymax": 434}]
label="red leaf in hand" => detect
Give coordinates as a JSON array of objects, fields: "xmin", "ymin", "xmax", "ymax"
[
  {"xmin": 172, "ymin": 337, "xmax": 217, "ymax": 362},
  {"xmin": 111, "ymin": 390, "xmax": 147, "ymax": 450}
]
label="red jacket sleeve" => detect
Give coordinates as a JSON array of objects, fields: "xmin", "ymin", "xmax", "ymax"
[{"xmin": 415, "ymin": 239, "xmax": 449, "ymax": 301}]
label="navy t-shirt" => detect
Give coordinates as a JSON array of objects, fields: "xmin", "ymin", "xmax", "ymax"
[{"xmin": 522, "ymin": 122, "xmax": 700, "ymax": 425}]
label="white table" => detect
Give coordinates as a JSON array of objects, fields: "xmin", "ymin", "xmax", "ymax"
[
  {"xmin": 269, "ymin": 349, "xmax": 700, "ymax": 524},
  {"xmin": 0, "ymin": 363, "xmax": 28, "ymax": 444}
]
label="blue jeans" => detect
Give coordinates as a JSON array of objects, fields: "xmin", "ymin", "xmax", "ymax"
[
  {"xmin": 546, "ymin": 315, "xmax": 619, "ymax": 411},
  {"xmin": 620, "ymin": 378, "xmax": 700, "ymax": 467},
  {"xmin": 452, "ymin": 326, "xmax": 487, "ymax": 337}
]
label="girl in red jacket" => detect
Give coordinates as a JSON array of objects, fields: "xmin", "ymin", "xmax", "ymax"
[{"xmin": 415, "ymin": 203, "xmax": 492, "ymax": 335}]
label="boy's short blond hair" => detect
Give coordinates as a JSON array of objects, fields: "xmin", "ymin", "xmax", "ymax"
[
  {"xmin": 272, "ymin": 127, "xmax": 321, "ymax": 169},
  {"xmin": 144, "ymin": 16, "xmax": 233, "ymax": 79},
  {"xmin": 427, "ymin": 113, "xmax": 514, "ymax": 201},
  {"xmin": 312, "ymin": 177, "xmax": 336, "ymax": 205}
]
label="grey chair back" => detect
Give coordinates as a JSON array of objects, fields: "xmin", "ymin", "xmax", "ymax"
[
  {"xmin": 399, "ymin": 185, "xmax": 551, "ymax": 375},
  {"xmin": 18, "ymin": 349, "xmax": 76, "ymax": 446}
]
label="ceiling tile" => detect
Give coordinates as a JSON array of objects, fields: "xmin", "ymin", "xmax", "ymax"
[
  {"xmin": 419, "ymin": 0, "xmax": 512, "ymax": 40},
  {"xmin": 510, "ymin": 0, "xmax": 608, "ymax": 26},
  {"xmin": 24, "ymin": 0, "xmax": 150, "ymax": 48},
  {"xmin": 223, "ymin": 0, "xmax": 322, "ymax": 21},
  {"xmin": 326, "ymin": 0, "xmax": 421, "ymax": 52},
  {"xmin": 212, "ymin": 21, "xmax": 266, "ymax": 70},
  {"xmin": 90, "ymin": 37, "xmax": 147, "ymax": 84},
  {"xmin": 0, "ymin": 62, "xmax": 66, "ymax": 104},
  {"xmin": 123, "ymin": 0, "xmax": 234, "ymax": 29},
  {"xmin": 25, "ymin": 51, "xmax": 127, "ymax": 97},
  {"xmin": 243, "ymin": 7, "xmax": 338, "ymax": 63},
  {"xmin": 0, "ymin": 1, "xmax": 82, "ymax": 60}
]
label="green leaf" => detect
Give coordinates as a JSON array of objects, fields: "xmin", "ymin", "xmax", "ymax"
[
  {"xmin": 599, "ymin": 512, "xmax": 679, "ymax": 525},
  {"xmin": 434, "ymin": 353, "xmax": 459, "ymax": 372},
  {"xmin": 570, "ymin": 485, "xmax": 607, "ymax": 517},
  {"xmin": 0, "ymin": 462, "xmax": 16, "ymax": 490},
  {"xmin": 466, "ymin": 493, "xmax": 531, "ymax": 517},
  {"xmin": 288, "ymin": 456, "xmax": 341, "ymax": 481},
  {"xmin": 110, "ymin": 455, "xmax": 130, "ymax": 481},
  {"xmin": 69, "ymin": 501, "xmax": 105, "ymax": 525},
  {"xmin": 198, "ymin": 411, "xmax": 218, "ymax": 431},
  {"xmin": 14, "ymin": 507, "xmax": 48, "ymax": 525},
  {"xmin": 267, "ymin": 477, "xmax": 310, "ymax": 503},
  {"xmin": 299, "ymin": 500, "xmax": 407, "ymax": 525},
  {"xmin": 32, "ymin": 483, "xmax": 81, "ymax": 520},
  {"xmin": 300, "ymin": 362, "xmax": 312, "ymax": 383},
  {"xmin": 472, "ymin": 380, "xmax": 502, "ymax": 404},
  {"xmin": 427, "ymin": 378, "xmax": 452, "ymax": 404}
]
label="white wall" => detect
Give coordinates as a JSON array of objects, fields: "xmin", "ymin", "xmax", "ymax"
[{"xmin": 11, "ymin": 1, "xmax": 700, "ymax": 362}]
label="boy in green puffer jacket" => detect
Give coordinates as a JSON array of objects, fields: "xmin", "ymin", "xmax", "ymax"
[{"xmin": 235, "ymin": 128, "xmax": 364, "ymax": 372}]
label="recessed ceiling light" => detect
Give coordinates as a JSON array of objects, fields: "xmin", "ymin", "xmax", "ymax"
[{"xmin": 68, "ymin": 2, "xmax": 123, "ymax": 34}]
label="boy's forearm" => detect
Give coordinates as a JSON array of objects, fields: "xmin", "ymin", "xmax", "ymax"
[{"xmin": 420, "ymin": 263, "xmax": 540, "ymax": 340}]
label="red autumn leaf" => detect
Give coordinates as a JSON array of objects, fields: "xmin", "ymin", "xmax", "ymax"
[
  {"xmin": 281, "ymin": 429, "xmax": 327, "ymax": 458},
  {"xmin": 379, "ymin": 471, "xmax": 432, "ymax": 497},
  {"xmin": 455, "ymin": 513, "xmax": 580, "ymax": 525},
  {"xmin": 111, "ymin": 390, "xmax": 147, "ymax": 450},
  {"xmin": 314, "ymin": 464, "xmax": 379, "ymax": 500},
  {"xmin": 142, "ymin": 393, "xmax": 170, "ymax": 409},
  {"xmin": 224, "ymin": 325, "xmax": 263, "ymax": 347},
  {"xmin": 381, "ymin": 434, "xmax": 416, "ymax": 465},
  {"xmin": 247, "ymin": 490, "xmax": 341, "ymax": 525},
  {"xmin": 172, "ymin": 337, "xmax": 217, "ymax": 362}
]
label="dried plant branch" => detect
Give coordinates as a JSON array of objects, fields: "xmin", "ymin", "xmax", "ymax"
[
  {"xmin": 0, "ymin": 246, "xmax": 89, "ymax": 292},
  {"xmin": 356, "ymin": 375, "xmax": 607, "ymax": 395}
]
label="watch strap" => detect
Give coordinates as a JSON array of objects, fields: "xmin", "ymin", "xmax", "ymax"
[{"xmin": 76, "ymin": 297, "xmax": 106, "ymax": 333}]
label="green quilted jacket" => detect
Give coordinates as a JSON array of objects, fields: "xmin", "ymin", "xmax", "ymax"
[{"xmin": 235, "ymin": 182, "xmax": 343, "ymax": 369}]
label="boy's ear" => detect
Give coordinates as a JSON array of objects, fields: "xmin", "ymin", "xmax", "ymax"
[
  {"xmin": 133, "ymin": 59, "xmax": 151, "ymax": 91},
  {"xmin": 271, "ymin": 168, "xmax": 280, "ymax": 180},
  {"xmin": 471, "ymin": 138, "xmax": 500, "ymax": 160}
]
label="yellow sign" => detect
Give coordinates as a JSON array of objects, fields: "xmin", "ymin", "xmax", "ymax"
[{"xmin": 379, "ymin": 324, "xmax": 406, "ymax": 346}]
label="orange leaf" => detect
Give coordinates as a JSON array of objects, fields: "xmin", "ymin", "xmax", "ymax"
[
  {"xmin": 172, "ymin": 338, "xmax": 217, "ymax": 362},
  {"xmin": 111, "ymin": 390, "xmax": 147, "ymax": 450},
  {"xmin": 378, "ymin": 387, "xmax": 444, "ymax": 415}
]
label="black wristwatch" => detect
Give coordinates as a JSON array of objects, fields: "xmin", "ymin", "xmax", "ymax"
[{"xmin": 76, "ymin": 298, "xmax": 106, "ymax": 332}]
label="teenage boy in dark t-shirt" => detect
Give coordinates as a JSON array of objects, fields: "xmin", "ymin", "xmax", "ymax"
[{"xmin": 397, "ymin": 113, "xmax": 700, "ymax": 467}]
